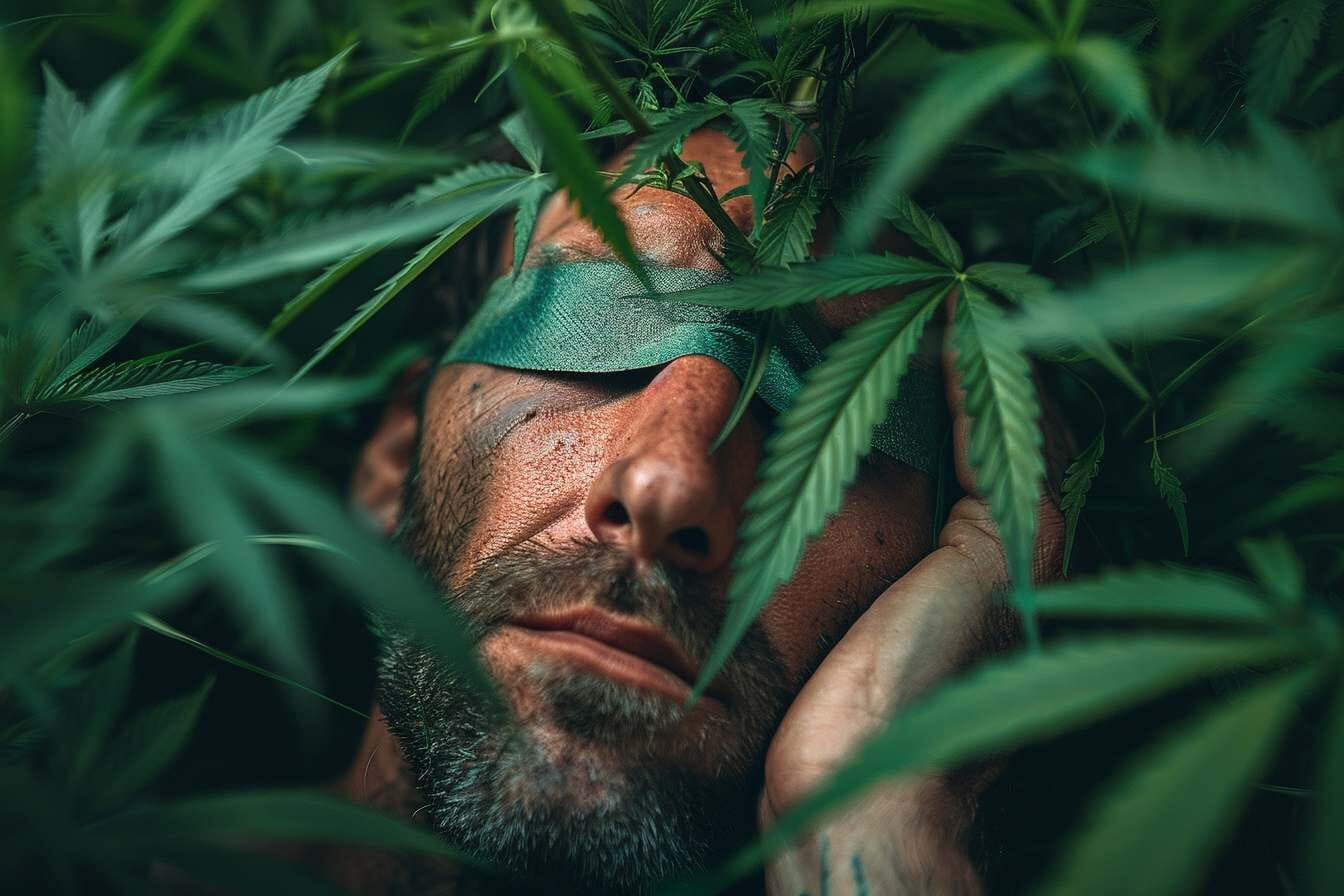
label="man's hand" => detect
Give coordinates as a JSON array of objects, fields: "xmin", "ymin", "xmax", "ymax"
[{"xmin": 759, "ymin": 296, "xmax": 1065, "ymax": 895}]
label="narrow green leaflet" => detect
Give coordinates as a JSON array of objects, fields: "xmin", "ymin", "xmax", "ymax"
[
  {"xmin": 840, "ymin": 42, "xmax": 1048, "ymax": 251},
  {"xmin": 289, "ymin": 212, "xmax": 490, "ymax": 385},
  {"xmin": 879, "ymin": 194, "xmax": 963, "ymax": 270},
  {"xmin": 616, "ymin": 102, "xmax": 725, "ymax": 185},
  {"xmin": 185, "ymin": 172, "xmax": 539, "ymax": 291},
  {"xmin": 135, "ymin": 611, "xmax": 367, "ymax": 719},
  {"xmin": 1060, "ymin": 429, "xmax": 1103, "ymax": 576},
  {"xmin": 1036, "ymin": 565, "xmax": 1276, "ymax": 624},
  {"xmin": 1151, "ymin": 443, "xmax": 1191, "ymax": 555},
  {"xmin": 1069, "ymin": 36, "xmax": 1155, "ymax": 131},
  {"xmin": 87, "ymin": 790, "xmax": 481, "ymax": 864},
  {"xmin": 1040, "ymin": 667, "xmax": 1318, "ymax": 896},
  {"xmin": 1248, "ymin": 0, "xmax": 1326, "ymax": 114},
  {"xmin": 966, "ymin": 261, "xmax": 1048, "ymax": 302},
  {"xmin": 216, "ymin": 443, "xmax": 497, "ymax": 704},
  {"xmin": 724, "ymin": 99, "xmax": 774, "ymax": 235},
  {"xmin": 954, "ymin": 285, "xmax": 1044, "ymax": 630},
  {"xmin": 66, "ymin": 631, "xmax": 139, "ymax": 785},
  {"xmin": 692, "ymin": 283, "xmax": 946, "ymax": 700},
  {"xmin": 1309, "ymin": 679, "xmax": 1344, "ymax": 896},
  {"xmin": 129, "ymin": 0, "xmax": 219, "ymax": 97},
  {"xmin": 674, "ymin": 253, "xmax": 947, "ymax": 311},
  {"xmin": 1011, "ymin": 247, "xmax": 1291, "ymax": 348},
  {"xmin": 1074, "ymin": 136, "xmax": 1343, "ymax": 237},
  {"xmin": 512, "ymin": 61, "xmax": 647, "ymax": 287},
  {"xmin": 754, "ymin": 188, "xmax": 819, "ymax": 268},
  {"xmin": 262, "ymin": 246, "xmax": 379, "ymax": 342},
  {"xmin": 0, "ymin": 571, "xmax": 196, "ymax": 684},
  {"xmin": 115, "ymin": 48, "xmax": 350, "ymax": 261},
  {"xmin": 688, "ymin": 633, "xmax": 1304, "ymax": 893},
  {"xmin": 148, "ymin": 412, "xmax": 315, "ymax": 681},
  {"xmin": 501, "ymin": 109, "xmax": 546, "ymax": 173},
  {"xmin": 798, "ymin": 0, "xmax": 1042, "ymax": 38},
  {"xmin": 87, "ymin": 677, "xmax": 214, "ymax": 811},
  {"xmin": 711, "ymin": 311, "xmax": 779, "ymax": 453},
  {"xmin": 512, "ymin": 186, "xmax": 544, "ymax": 277},
  {"xmin": 26, "ymin": 315, "xmax": 136, "ymax": 400},
  {"xmin": 1236, "ymin": 534, "xmax": 1304, "ymax": 606},
  {"xmin": 31, "ymin": 359, "xmax": 263, "ymax": 407}
]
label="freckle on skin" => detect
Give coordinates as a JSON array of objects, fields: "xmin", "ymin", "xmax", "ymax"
[{"xmin": 469, "ymin": 381, "xmax": 481, "ymax": 392}]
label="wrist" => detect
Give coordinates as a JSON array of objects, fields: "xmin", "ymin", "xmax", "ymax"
[{"xmin": 760, "ymin": 776, "xmax": 980, "ymax": 896}]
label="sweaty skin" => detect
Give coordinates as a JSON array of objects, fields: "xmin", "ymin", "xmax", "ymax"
[{"xmin": 337, "ymin": 129, "xmax": 1065, "ymax": 895}]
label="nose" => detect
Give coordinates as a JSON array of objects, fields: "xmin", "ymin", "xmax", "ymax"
[{"xmin": 584, "ymin": 355, "xmax": 752, "ymax": 574}]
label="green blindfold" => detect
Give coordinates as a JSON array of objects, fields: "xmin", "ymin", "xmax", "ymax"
[{"xmin": 440, "ymin": 261, "xmax": 944, "ymax": 476}]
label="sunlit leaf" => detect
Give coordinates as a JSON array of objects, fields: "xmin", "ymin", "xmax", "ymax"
[
  {"xmin": 1040, "ymin": 666, "xmax": 1317, "ymax": 896},
  {"xmin": 694, "ymin": 282, "xmax": 946, "ymax": 699}
]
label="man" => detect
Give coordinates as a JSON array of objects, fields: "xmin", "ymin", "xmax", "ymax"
[{"xmin": 334, "ymin": 129, "xmax": 1064, "ymax": 895}]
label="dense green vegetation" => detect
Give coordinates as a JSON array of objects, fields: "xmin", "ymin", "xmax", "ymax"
[{"xmin": 1, "ymin": 0, "xmax": 1341, "ymax": 892}]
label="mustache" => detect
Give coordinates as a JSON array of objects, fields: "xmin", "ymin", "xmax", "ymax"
[{"xmin": 451, "ymin": 539, "xmax": 723, "ymax": 662}]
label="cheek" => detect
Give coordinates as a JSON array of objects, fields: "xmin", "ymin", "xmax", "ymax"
[{"xmin": 755, "ymin": 466, "xmax": 933, "ymax": 681}]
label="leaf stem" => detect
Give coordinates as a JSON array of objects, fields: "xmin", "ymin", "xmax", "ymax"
[{"xmin": 1061, "ymin": 60, "xmax": 1133, "ymax": 267}]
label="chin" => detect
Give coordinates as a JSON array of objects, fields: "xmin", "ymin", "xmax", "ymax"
[{"xmin": 376, "ymin": 628, "xmax": 762, "ymax": 894}]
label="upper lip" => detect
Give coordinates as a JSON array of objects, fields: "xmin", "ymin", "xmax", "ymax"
[{"xmin": 510, "ymin": 607, "xmax": 702, "ymax": 690}]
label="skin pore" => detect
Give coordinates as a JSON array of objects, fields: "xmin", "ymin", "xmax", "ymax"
[{"xmin": 337, "ymin": 129, "xmax": 1063, "ymax": 895}]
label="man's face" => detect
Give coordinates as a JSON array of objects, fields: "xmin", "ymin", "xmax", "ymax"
[{"xmin": 374, "ymin": 132, "xmax": 935, "ymax": 892}]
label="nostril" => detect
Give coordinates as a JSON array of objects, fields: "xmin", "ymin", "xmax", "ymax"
[
  {"xmin": 671, "ymin": 526, "xmax": 710, "ymax": 557},
  {"xmin": 604, "ymin": 501, "xmax": 630, "ymax": 525}
]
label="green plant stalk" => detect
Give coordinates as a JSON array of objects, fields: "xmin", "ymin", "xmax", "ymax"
[
  {"xmin": 1122, "ymin": 315, "xmax": 1266, "ymax": 436},
  {"xmin": 1062, "ymin": 60, "xmax": 1134, "ymax": 267}
]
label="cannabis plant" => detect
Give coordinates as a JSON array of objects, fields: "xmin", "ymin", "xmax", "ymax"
[{"xmin": 1, "ymin": 0, "xmax": 1341, "ymax": 893}]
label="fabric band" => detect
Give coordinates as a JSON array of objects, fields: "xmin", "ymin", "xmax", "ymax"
[{"xmin": 440, "ymin": 261, "xmax": 944, "ymax": 475}]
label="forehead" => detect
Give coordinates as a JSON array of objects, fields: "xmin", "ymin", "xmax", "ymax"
[{"xmin": 512, "ymin": 130, "xmax": 926, "ymax": 331}]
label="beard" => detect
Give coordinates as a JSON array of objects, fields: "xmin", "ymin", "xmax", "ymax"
[{"xmin": 374, "ymin": 442, "xmax": 794, "ymax": 894}]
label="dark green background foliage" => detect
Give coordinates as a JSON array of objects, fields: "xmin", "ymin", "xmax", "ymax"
[{"xmin": 1, "ymin": 0, "xmax": 1341, "ymax": 893}]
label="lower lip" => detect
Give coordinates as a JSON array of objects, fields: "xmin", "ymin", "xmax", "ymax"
[{"xmin": 500, "ymin": 624, "xmax": 697, "ymax": 704}]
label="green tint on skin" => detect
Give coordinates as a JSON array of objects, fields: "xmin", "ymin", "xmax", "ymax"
[{"xmin": 441, "ymin": 261, "xmax": 944, "ymax": 475}]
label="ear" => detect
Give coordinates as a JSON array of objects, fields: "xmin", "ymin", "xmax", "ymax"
[{"xmin": 350, "ymin": 359, "xmax": 430, "ymax": 535}]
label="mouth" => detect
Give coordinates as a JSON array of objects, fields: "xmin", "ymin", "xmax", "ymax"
[{"xmin": 505, "ymin": 608, "xmax": 710, "ymax": 705}]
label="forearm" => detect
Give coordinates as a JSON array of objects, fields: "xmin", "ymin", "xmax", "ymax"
[{"xmin": 763, "ymin": 776, "xmax": 981, "ymax": 896}]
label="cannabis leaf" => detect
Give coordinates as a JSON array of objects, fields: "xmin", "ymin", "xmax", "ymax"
[
  {"xmin": 616, "ymin": 101, "xmax": 725, "ymax": 185},
  {"xmin": 1151, "ymin": 440, "xmax": 1191, "ymax": 555},
  {"xmin": 693, "ymin": 281, "xmax": 947, "ymax": 699},
  {"xmin": 1068, "ymin": 36, "xmax": 1155, "ymax": 131},
  {"xmin": 31, "ymin": 359, "xmax": 263, "ymax": 407},
  {"xmin": 953, "ymin": 284, "xmax": 1045, "ymax": 636},
  {"xmin": 1060, "ymin": 428, "xmax": 1103, "ymax": 576},
  {"xmin": 754, "ymin": 185, "xmax": 819, "ymax": 267},
  {"xmin": 723, "ymin": 99, "xmax": 775, "ymax": 234},
  {"xmin": 1036, "ymin": 565, "xmax": 1276, "ymax": 625},
  {"xmin": 1248, "ymin": 0, "xmax": 1327, "ymax": 114},
  {"xmin": 878, "ymin": 193, "xmax": 963, "ymax": 270}
]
